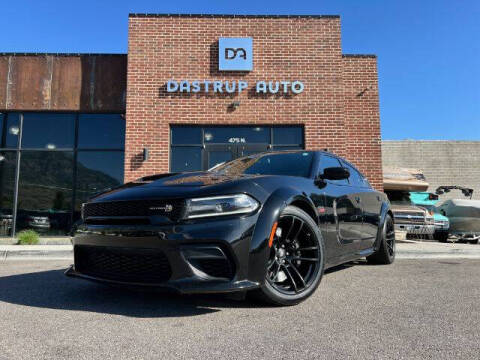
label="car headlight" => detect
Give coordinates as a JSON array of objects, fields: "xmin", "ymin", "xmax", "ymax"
[{"xmin": 184, "ymin": 194, "xmax": 259, "ymax": 219}]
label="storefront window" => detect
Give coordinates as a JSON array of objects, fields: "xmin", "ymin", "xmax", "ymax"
[
  {"xmin": 0, "ymin": 151, "xmax": 16, "ymax": 237},
  {"xmin": 0, "ymin": 112, "xmax": 125, "ymax": 238},
  {"xmin": 272, "ymin": 145, "xmax": 303, "ymax": 151},
  {"xmin": 170, "ymin": 125, "xmax": 304, "ymax": 172},
  {"xmin": 203, "ymin": 126, "xmax": 270, "ymax": 143},
  {"xmin": 171, "ymin": 127, "xmax": 202, "ymax": 145},
  {"xmin": 16, "ymin": 151, "xmax": 74, "ymax": 236},
  {"xmin": 171, "ymin": 147, "xmax": 202, "ymax": 172},
  {"xmin": 0, "ymin": 113, "xmax": 20, "ymax": 149},
  {"xmin": 22, "ymin": 113, "xmax": 75, "ymax": 149},
  {"xmin": 273, "ymin": 127, "xmax": 303, "ymax": 146},
  {"xmin": 74, "ymin": 151, "xmax": 124, "ymax": 218},
  {"xmin": 78, "ymin": 114, "xmax": 125, "ymax": 149}
]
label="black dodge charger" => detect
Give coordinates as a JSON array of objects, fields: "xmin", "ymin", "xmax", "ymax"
[{"xmin": 67, "ymin": 151, "xmax": 395, "ymax": 305}]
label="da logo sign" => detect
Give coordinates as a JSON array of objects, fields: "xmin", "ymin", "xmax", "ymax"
[{"xmin": 219, "ymin": 37, "xmax": 253, "ymax": 71}]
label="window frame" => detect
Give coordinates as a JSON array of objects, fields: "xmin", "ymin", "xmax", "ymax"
[
  {"xmin": 318, "ymin": 154, "xmax": 349, "ymax": 186},
  {"xmin": 341, "ymin": 159, "xmax": 371, "ymax": 189},
  {"xmin": 169, "ymin": 125, "xmax": 305, "ymax": 172}
]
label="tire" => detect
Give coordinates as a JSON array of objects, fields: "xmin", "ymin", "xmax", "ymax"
[
  {"xmin": 435, "ymin": 232, "xmax": 449, "ymax": 243},
  {"xmin": 367, "ymin": 214, "xmax": 395, "ymax": 265},
  {"xmin": 252, "ymin": 205, "xmax": 325, "ymax": 306}
]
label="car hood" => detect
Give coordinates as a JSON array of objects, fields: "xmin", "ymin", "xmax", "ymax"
[
  {"xmin": 433, "ymin": 213, "xmax": 449, "ymax": 222},
  {"xmin": 390, "ymin": 205, "xmax": 427, "ymax": 214},
  {"xmin": 91, "ymin": 172, "xmax": 270, "ymax": 202},
  {"xmin": 145, "ymin": 172, "xmax": 259, "ymax": 187}
]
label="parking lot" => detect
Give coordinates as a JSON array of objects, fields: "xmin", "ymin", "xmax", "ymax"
[{"xmin": 0, "ymin": 259, "xmax": 478, "ymax": 359}]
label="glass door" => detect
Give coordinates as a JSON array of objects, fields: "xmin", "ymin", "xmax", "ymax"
[
  {"xmin": 237, "ymin": 144, "xmax": 270, "ymax": 157},
  {"xmin": 204, "ymin": 144, "xmax": 271, "ymax": 171},
  {"xmin": 204, "ymin": 144, "xmax": 237, "ymax": 170}
]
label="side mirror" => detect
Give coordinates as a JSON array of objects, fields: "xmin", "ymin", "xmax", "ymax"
[{"xmin": 319, "ymin": 167, "xmax": 350, "ymax": 181}]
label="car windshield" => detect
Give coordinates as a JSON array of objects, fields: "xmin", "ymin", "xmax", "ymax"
[
  {"xmin": 419, "ymin": 204, "xmax": 434, "ymax": 212},
  {"xmin": 385, "ymin": 191, "xmax": 413, "ymax": 206},
  {"xmin": 210, "ymin": 152, "xmax": 314, "ymax": 178}
]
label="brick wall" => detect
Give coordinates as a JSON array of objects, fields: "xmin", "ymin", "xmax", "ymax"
[
  {"xmin": 382, "ymin": 141, "xmax": 480, "ymax": 200},
  {"xmin": 125, "ymin": 14, "xmax": 382, "ymax": 188},
  {"xmin": 343, "ymin": 55, "xmax": 383, "ymax": 190}
]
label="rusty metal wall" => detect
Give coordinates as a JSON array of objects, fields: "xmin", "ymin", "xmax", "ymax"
[{"xmin": 0, "ymin": 54, "xmax": 127, "ymax": 112}]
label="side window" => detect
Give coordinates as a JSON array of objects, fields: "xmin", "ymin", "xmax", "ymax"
[
  {"xmin": 343, "ymin": 162, "xmax": 370, "ymax": 188},
  {"xmin": 319, "ymin": 155, "xmax": 348, "ymax": 185}
]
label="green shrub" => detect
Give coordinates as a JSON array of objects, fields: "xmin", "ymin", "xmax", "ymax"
[{"xmin": 17, "ymin": 230, "xmax": 40, "ymax": 245}]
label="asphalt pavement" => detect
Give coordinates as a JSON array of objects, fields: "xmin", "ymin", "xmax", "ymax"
[{"xmin": 0, "ymin": 259, "xmax": 478, "ymax": 360}]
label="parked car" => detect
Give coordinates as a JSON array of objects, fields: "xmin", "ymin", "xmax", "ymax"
[
  {"xmin": 435, "ymin": 186, "xmax": 479, "ymax": 244},
  {"xmin": 0, "ymin": 211, "xmax": 13, "ymax": 236},
  {"xmin": 16, "ymin": 211, "xmax": 51, "ymax": 232},
  {"xmin": 410, "ymin": 191, "xmax": 450, "ymax": 242},
  {"xmin": 384, "ymin": 190, "xmax": 435, "ymax": 238},
  {"xmin": 67, "ymin": 150, "xmax": 395, "ymax": 306}
]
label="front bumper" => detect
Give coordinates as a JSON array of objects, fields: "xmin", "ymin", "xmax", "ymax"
[
  {"xmin": 434, "ymin": 222, "xmax": 450, "ymax": 232},
  {"xmin": 395, "ymin": 223, "xmax": 435, "ymax": 235},
  {"xmin": 66, "ymin": 215, "xmax": 264, "ymax": 294}
]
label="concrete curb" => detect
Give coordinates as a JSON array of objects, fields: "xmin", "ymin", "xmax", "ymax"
[
  {"xmin": 396, "ymin": 251, "xmax": 480, "ymax": 259},
  {"xmin": 1, "ymin": 243, "xmax": 480, "ymax": 261},
  {"xmin": 0, "ymin": 237, "xmax": 72, "ymax": 245},
  {"xmin": 0, "ymin": 245, "xmax": 73, "ymax": 261}
]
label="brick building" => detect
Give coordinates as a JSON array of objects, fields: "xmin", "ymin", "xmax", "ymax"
[
  {"xmin": 0, "ymin": 14, "xmax": 382, "ymax": 237},
  {"xmin": 126, "ymin": 14, "xmax": 382, "ymax": 188}
]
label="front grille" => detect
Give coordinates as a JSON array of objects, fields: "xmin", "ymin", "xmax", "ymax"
[
  {"xmin": 195, "ymin": 258, "xmax": 234, "ymax": 280},
  {"xmin": 394, "ymin": 213, "xmax": 425, "ymax": 224},
  {"xmin": 74, "ymin": 245, "xmax": 172, "ymax": 284},
  {"xmin": 84, "ymin": 218, "xmax": 151, "ymax": 226},
  {"xmin": 83, "ymin": 199, "xmax": 185, "ymax": 221}
]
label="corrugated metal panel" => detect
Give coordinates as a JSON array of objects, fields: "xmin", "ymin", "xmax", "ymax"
[
  {"xmin": 0, "ymin": 57, "xmax": 8, "ymax": 109},
  {"xmin": 0, "ymin": 54, "xmax": 127, "ymax": 112},
  {"xmin": 51, "ymin": 56, "xmax": 82, "ymax": 109},
  {"xmin": 93, "ymin": 56, "xmax": 127, "ymax": 111},
  {"xmin": 8, "ymin": 56, "xmax": 51, "ymax": 109}
]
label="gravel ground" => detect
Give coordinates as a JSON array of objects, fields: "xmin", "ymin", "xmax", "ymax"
[{"xmin": 0, "ymin": 259, "xmax": 478, "ymax": 360}]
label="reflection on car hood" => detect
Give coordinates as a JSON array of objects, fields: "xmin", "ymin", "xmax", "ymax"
[
  {"xmin": 152, "ymin": 172, "xmax": 258, "ymax": 187},
  {"xmin": 91, "ymin": 172, "xmax": 269, "ymax": 202}
]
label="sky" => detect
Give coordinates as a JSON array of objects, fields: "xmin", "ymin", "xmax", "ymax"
[{"xmin": 0, "ymin": 0, "xmax": 478, "ymax": 140}]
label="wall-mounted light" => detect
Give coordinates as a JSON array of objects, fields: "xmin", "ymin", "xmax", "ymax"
[
  {"xmin": 143, "ymin": 148, "xmax": 149, "ymax": 161},
  {"xmin": 229, "ymin": 101, "xmax": 241, "ymax": 110},
  {"xmin": 46, "ymin": 143, "xmax": 56, "ymax": 150}
]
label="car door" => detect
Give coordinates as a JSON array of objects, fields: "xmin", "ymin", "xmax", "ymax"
[
  {"xmin": 317, "ymin": 155, "xmax": 363, "ymax": 259},
  {"xmin": 342, "ymin": 161, "xmax": 382, "ymax": 249}
]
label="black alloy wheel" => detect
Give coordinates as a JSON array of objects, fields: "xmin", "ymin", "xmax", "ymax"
[
  {"xmin": 367, "ymin": 214, "xmax": 395, "ymax": 264},
  {"xmin": 255, "ymin": 206, "xmax": 325, "ymax": 306}
]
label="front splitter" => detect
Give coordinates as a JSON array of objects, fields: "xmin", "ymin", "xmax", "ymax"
[{"xmin": 65, "ymin": 265, "xmax": 260, "ymax": 294}]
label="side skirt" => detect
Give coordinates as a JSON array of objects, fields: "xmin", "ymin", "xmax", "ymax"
[{"xmin": 324, "ymin": 247, "xmax": 375, "ymax": 270}]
